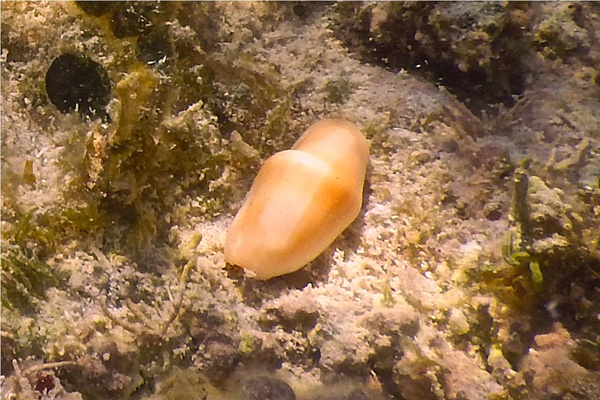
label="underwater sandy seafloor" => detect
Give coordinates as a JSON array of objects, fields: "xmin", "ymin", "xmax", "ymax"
[{"xmin": 1, "ymin": 1, "xmax": 600, "ymax": 399}]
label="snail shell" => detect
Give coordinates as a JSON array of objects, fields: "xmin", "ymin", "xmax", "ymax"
[{"xmin": 225, "ymin": 119, "xmax": 369, "ymax": 279}]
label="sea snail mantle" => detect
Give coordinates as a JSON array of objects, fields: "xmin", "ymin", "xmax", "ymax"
[{"xmin": 224, "ymin": 119, "xmax": 369, "ymax": 280}]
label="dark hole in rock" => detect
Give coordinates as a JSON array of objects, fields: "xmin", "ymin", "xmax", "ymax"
[
  {"xmin": 484, "ymin": 202, "xmax": 503, "ymax": 221},
  {"xmin": 292, "ymin": 3, "xmax": 310, "ymax": 19},
  {"xmin": 75, "ymin": 1, "xmax": 115, "ymax": 17},
  {"xmin": 290, "ymin": 2, "xmax": 335, "ymax": 22},
  {"xmin": 34, "ymin": 373, "xmax": 55, "ymax": 395},
  {"xmin": 109, "ymin": 3, "xmax": 154, "ymax": 39},
  {"xmin": 135, "ymin": 26, "xmax": 173, "ymax": 68},
  {"xmin": 45, "ymin": 53, "xmax": 111, "ymax": 121}
]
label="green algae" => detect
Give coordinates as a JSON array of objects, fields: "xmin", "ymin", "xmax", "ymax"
[
  {"xmin": 1, "ymin": 208, "xmax": 65, "ymax": 312},
  {"xmin": 322, "ymin": 78, "xmax": 354, "ymax": 105},
  {"xmin": 484, "ymin": 157, "xmax": 600, "ymax": 330}
]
